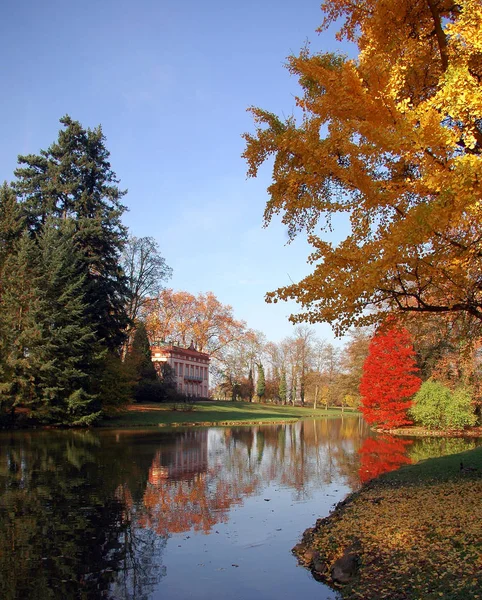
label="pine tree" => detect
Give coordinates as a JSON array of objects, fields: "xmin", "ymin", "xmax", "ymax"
[
  {"xmin": 360, "ymin": 326, "xmax": 421, "ymax": 429},
  {"xmin": 14, "ymin": 115, "xmax": 129, "ymax": 351},
  {"xmin": 256, "ymin": 363, "xmax": 266, "ymax": 401}
]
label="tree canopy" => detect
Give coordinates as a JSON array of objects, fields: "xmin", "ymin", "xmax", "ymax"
[{"xmin": 243, "ymin": 0, "xmax": 482, "ymax": 334}]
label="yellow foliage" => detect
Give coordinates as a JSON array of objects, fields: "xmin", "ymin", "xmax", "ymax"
[{"xmin": 243, "ymin": 0, "xmax": 482, "ymax": 335}]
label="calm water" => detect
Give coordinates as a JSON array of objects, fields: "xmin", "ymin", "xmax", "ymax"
[{"xmin": 1, "ymin": 417, "xmax": 481, "ymax": 600}]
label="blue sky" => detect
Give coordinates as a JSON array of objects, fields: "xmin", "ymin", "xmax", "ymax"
[{"xmin": 1, "ymin": 0, "xmax": 354, "ymax": 344}]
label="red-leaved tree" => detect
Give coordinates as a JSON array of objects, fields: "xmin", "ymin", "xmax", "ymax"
[{"xmin": 360, "ymin": 326, "xmax": 421, "ymax": 429}]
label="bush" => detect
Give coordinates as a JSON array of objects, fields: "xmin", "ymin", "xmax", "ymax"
[
  {"xmin": 410, "ymin": 380, "xmax": 476, "ymax": 430},
  {"xmin": 134, "ymin": 380, "xmax": 163, "ymax": 403},
  {"xmin": 446, "ymin": 387, "xmax": 477, "ymax": 430}
]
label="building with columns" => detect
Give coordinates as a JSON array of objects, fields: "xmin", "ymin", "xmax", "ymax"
[{"xmin": 151, "ymin": 341, "xmax": 210, "ymax": 398}]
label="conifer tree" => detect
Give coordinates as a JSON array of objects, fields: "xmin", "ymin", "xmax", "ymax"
[
  {"xmin": 14, "ymin": 116, "xmax": 129, "ymax": 351},
  {"xmin": 125, "ymin": 322, "xmax": 162, "ymax": 403},
  {"xmin": 0, "ymin": 219, "xmax": 101, "ymax": 424},
  {"xmin": 279, "ymin": 368, "xmax": 287, "ymax": 405},
  {"xmin": 256, "ymin": 363, "xmax": 266, "ymax": 401},
  {"xmin": 0, "ymin": 231, "xmax": 40, "ymax": 420},
  {"xmin": 128, "ymin": 322, "xmax": 158, "ymax": 382},
  {"xmin": 247, "ymin": 368, "xmax": 254, "ymax": 402},
  {"xmin": 30, "ymin": 219, "xmax": 101, "ymax": 424},
  {"xmin": 0, "ymin": 183, "xmax": 23, "ymax": 270}
]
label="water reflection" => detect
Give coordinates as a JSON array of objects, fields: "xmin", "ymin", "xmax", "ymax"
[{"xmin": 0, "ymin": 418, "xmax": 480, "ymax": 600}]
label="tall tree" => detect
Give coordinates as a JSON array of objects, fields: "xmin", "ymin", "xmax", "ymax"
[
  {"xmin": 121, "ymin": 236, "xmax": 172, "ymax": 355},
  {"xmin": 0, "ymin": 183, "xmax": 23, "ymax": 271},
  {"xmin": 279, "ymin": 368, "xmax": 288, "ymax": 405},
  {"xmin": 145, "ymin": 289, "xmax": 246, "ymax": 358},
  {"xmin": 14, "ymin": 115, "xmax": 129, "ymax": 350},
  {"xmin": 292, "ymin": 325, "xmax": 315, "ymax": 406},
  {"xmin": 256, "ymin": 363, "xmax": 266, "ymax": 401},
  {"xmin": 243, "ymin": 0, "xmax": 482, "ymax": 334},
  {"xmin": 126, "ymin": 322, "xmax": 161, "ymax": 403},
  {"xmin": 360, "ymin": 325, "xmax": 422, "ymax": 429},
  {"xmin": 0, "ymin": 232, "xmax": 39, "ymax": 421},
  {"xmin": 0, "ymin": 220, "xmax": 101, "ymax": 425}
]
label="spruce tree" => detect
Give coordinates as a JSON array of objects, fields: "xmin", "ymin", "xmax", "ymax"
[
  {"xmin": 247, "ymin": 368, "xmax": 254, "ymax": 402},
  {"xmin": 0, "ymin": 220, "xmax": 102, "ymax": 425},
  {"xmin": 125, "ymin": 322, "xmax": 161, "ymax": 403},
  {"xmin": 14, "ymin": 115, "xmax": 129, "ymax": 351},
  {"xmin": 128, "ymin": 322, "xmax": 157, "ymax": 382},
  {"xmin": 0, "ymin": 183, "xmax": 23, "ymax": 269},
  {"xmin": 279, "ymin": 368, "xmax": 287, "ymax": 405},
  {"xmin": 256, "ymin": 363, "xmax": 266, "ymax": 401},
  {"xmin": 31, "ymin": 219, "xmax": 101, "ymax": 424},
  {"xmin": 0, "ymin": 231, "xmax": 40, "ymax": 420}
]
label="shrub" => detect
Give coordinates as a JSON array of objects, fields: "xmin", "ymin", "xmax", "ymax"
[
  {"xmin": 446, "ymin": 387, "xmax": 477, "ymax": 430},
  {"xmin": 410, "ymin": 380, "xmax": 476, "ymax": 430}
]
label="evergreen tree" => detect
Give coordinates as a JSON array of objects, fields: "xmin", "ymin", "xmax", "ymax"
[
  {"xmin": 14, "ymin": 115, "xmax": 129, "ymax": 351},
  {"xmin": 0, "ymin": 183, "xmax": 23, "ymax": 270},
  {"xmin": 0, "ymin": 220, "xmax": 102, "ymax": 425},
  {"xmin": 256, "ymin": 363, "xmax": 266, "ymax": 401},
  {"xmin": 0, "ymin": 232, "xmax": 40, "ymax": 421},
  {"xmin": 247, "ymin": 368, "xmax": 254, "ymax": 402},
  {"xmin": 30, "ymin": 219, "xmax": 101, "ymax": 424},
  {"xmin": 126, "ymin": 322, "xmax": 161, "ymax": 403},
  {"xmin": 128, "ymin": 322, "xmax": 157, "ymax": 382},
  {"xmin": 279, "ymin": 368, "xmax": 287, "ymax": 405}
]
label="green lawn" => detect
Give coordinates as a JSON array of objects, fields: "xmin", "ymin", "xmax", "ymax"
[
  {"xmin": 295, "ymin": 445, "xmax": 482, "ymax": 600},
  {"xmin": 99, "ymin": 400, "xmax": 353, "ymax": 428}
]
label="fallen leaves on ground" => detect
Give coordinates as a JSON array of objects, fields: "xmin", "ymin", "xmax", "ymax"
[{"xmin": 295, "ymin": 451, "xmax": 482, "ymax": 600}]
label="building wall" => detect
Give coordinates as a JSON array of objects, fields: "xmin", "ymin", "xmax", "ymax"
[{"xmin": 151, "ymin": 343, "xmax": 210, "ymax": 397}]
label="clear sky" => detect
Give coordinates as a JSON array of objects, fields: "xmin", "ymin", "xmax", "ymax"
[{"xmin": 0, "ymin": 0, "xmax": 354, "ymax": 345}]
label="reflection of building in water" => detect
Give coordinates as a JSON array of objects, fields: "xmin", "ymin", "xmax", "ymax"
[
  {"xmin": 151, "ymin": 341, "xmax": 210, "ymax": 397},
  {"xmin": 148, "ymin": 430, "xmax": 208, "ymax": 484}
]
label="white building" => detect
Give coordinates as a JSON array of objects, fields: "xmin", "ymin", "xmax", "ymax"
[{"xmin": 151, "ymin": 341, "xmax": 210, "ymax": 398}]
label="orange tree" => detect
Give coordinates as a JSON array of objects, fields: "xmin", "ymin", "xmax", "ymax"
[
  {"xmin": 243, "ymin": 0, "xmax": 482, "ymax": 335},
  {"xmin": 360, "ymin": 326, "xmax": 421, "ymax": 428}
]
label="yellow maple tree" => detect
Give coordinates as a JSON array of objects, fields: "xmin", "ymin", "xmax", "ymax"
[{"xmin": 243, "ymin": 0, "xmax": 482, "ymax": 335}]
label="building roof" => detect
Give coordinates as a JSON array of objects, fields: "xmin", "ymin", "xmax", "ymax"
[{"xmin": 151, "ymin": 342, "xmax": 210, "ymax": 361}]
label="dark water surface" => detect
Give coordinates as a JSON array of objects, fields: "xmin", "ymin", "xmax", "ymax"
[{"xmin": 1, "ymin": 417, "xmax": 481, "ymax": 600}]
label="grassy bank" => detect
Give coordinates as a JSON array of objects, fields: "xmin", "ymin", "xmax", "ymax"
[
  {"xmin": 99, "ymin": 400, "xmax": 353, "ymax": 428},
  {"xmin": 294, "ymin": 446, "xmax": 482, "ymax": 599}
]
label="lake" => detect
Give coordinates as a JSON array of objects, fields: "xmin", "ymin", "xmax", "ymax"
[{"xmin": 1, "ymin": 417, "xmax": 480, "ymax": 599}]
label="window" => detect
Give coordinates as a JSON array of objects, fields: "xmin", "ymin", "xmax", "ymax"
[{"xmin": 179, "ymin": 363, "xmax": 183, "ymax": 376}]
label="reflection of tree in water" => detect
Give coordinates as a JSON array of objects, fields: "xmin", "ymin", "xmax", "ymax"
[
  {"xmin": 137, "ymin": 417, "xmax": 370, "ymax": 537},
  {"xmin": 359, "ymin": 435, "xmax": 413, "ymax": 483},
  {"xmin": 224, "ymin": 418, "xmax": 369, "ymax": 499},
  {"xmin": 0, "ymin": 431, "xmax": 166, "ymax": 600}
]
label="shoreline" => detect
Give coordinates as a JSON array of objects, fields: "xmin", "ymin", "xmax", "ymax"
[
  {"xmin": 374, "ymin": 425, "xmax": 482, "ymax": 438},
  {"xmin": 292, "ymin": 445, "xmax": 482, "ymax": 599}
]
